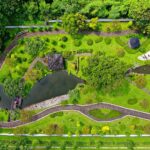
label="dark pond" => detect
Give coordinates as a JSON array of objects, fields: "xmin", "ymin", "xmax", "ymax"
[
  {"xmin": 0, "ymin": 71, "xmax": 83, "ymax": 109},
  {"xmin": 132, "ymin": 65, "xmax": 150, "ymax": 74}
]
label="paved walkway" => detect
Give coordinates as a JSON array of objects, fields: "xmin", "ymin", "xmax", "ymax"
[
  {"xmin": 24, "ymin": 95, "xmax": 69, "ymax": 110},
  {"xmin": 1, "ymin": 102, "xmax": 150, "ymax": 128}
]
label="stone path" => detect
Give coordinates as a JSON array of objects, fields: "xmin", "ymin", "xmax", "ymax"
[
  {"xmin": 24, "ymin": 95, "xmax": 69, "ymax": 110},
  {"xmin": 1, "ymin": 102, "xmax": 150, "ymax": 128}
]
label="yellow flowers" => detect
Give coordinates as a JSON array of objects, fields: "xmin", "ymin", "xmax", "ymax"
[{"xmin": 102, "ymin": 126, "xmax": 110, "ymax": 133}]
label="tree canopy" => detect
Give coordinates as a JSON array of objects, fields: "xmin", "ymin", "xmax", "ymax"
[
  {"xmin": 82, "ymin": 53, "xmax": 128, "ymax": 91},
  {"xmin": 62, "ymin": 13, "xmax": 87, "ymax": 35}
]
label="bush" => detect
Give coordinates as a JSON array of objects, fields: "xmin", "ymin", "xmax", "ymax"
[
  {"xmin": 74, "ymin": 40, "xmax": 82, "ymax": 47},
  {"xmin": 104, "ymin": 38, "xmax": 111, "ymax": 45},
  {"xmin": 51, "ymin": 40, "xmax": 57, "ymax": 46},
  {"xmin": 60, "ymin": 44, "xmax": 66, "ymax": 49},
  {"xmin": 140, "ymin": 99, "xmax": 149, "ymax": 109},
  {"xmin": 117, "ymin": 49, "xmax": 125, "ymax": 57},
  {"xmin": 87, "ymin": 39, "xmax": 93, "ymax": 46},
  {"xmin": 128, "ymin": 98, "xmax": 138, "ymax": 105},
  {"xmin": 95, "ymin": 37, "xmax": 103, "ymax": 43},
  {"xmin": 45, "ymin": 38, "xmax": 50, "ymax": 42},
  {"xmin": 127, "ymin": 21, "xmax": 133, "ymax": 28},
  {"xmin": 134, "ymin": 75, "xmax": 147, "ymax": 89},
  {"xmin": 61, "ymin": 36, "xmax": 68, "ymax": 42},
  {"xmin": 111, "ymin": 22, "xmax": 122, "ymax": 32}
]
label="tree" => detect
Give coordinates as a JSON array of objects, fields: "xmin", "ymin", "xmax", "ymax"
[
  {"xmin": 88, "ymin": 17, "xmax": 98, "ymax": 30},
  {"xmin": 82, "ymin": 53, "xmax": 127, "ymax": 91},
  {"xmin": 62, "ymin": 13, "xmax": 87, "ymax": 35},
  {"xmin": 129, "ymin": 0, "xmax": 150, "ymax": 34}
]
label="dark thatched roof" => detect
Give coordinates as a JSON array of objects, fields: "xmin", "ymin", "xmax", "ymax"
[
  {"xmin": 128, "ymin": 38, "xmax": 140, "ymax": 49},
  {"xmin": 47, "ymin": 54, "xmax": 64, "ymax": 71}
]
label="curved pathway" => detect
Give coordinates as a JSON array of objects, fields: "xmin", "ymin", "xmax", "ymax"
[{"xmin": 0, "ymin": 102, "xmax": 150, "ymax": 128}]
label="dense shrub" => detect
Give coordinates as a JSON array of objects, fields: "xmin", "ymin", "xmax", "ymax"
[
  {"xmin": 74, "ymin": 40, "xmax": 82, "ymax": 47},
  {"xmin": 51, "ymin": 40, "xmax": 57, "ymax": 46},
  {"xmin": 60, "ymin": 44, "xmax": 66, "ymax": 48},
  {"xmin": 104, "ymin": 38, "xmax": 111, "ymax": 45},
  {"xmin": 61, "ymin": 36, "xmax": 68, "ymax": 42},
  {"xmin": 95, "ymin": 37, "xmax": 103, "ymax": 43},
  {"xmin": 45, "ymin": 38, "xmax": 50, "ymax": 42},
  {"xmin": 87, "ymin": 39, "xmax": 93, "ymax": 46},
  {"xmin": 128, "ymin": 98, "xmax": 138, "ymax": 105},
  {"xmin": 134, "ymin": 75, "xmax": 147, "ymax": 89},
  {"xmin": 117, "ymin": 49, "xmax": 125, "ymax": 57}
]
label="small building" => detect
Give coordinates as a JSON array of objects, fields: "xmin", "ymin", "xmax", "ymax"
[
  {"xmin": 128, "ymin": 38, "xmax": 140, "ymax": 49},
  {"xmin": 47, "ymin": 54, "xmax": 64, "ymax": 71}
]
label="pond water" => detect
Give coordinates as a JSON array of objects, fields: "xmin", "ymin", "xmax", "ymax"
[
  {"xmin": 0, "ymin": 71, "xmax": 83, "ymax": 109},
  {"xmin": 132, "ymin": 65, "xmax": 150, "ymax": 74}
]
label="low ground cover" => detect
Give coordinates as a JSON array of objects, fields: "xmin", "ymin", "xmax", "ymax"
[{"xmin": 89, "ymin": 108, "xmax": 122, "ymax": 119}]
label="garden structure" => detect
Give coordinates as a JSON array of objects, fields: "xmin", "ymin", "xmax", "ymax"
[{"xmin": 128, "ymin": 38, "xmax": 140, "ymax": 49}]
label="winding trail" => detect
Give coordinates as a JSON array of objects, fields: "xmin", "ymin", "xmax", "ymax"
[{"xmin": 0, "ymin": 102, "xmax": 150, "ymax": 128}]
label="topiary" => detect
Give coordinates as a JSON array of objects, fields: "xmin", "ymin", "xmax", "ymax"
[
  {"xmin": 74, "ymin": 40, "xmax": 82, "ymax": 47},
  {"xmin": 61, "ymin": 36, "xmax": 68, "ymax": 42},
  {"xmin": 95, "ymin": 37, "xmax": 103, "ymax": 43},
  {"xmin": 87, "ymin": 39, "xmax": 93, "ymax": 46},
  {"xmin": 104, "ymin": 38, "xmax": 111, "ymax": 45}
]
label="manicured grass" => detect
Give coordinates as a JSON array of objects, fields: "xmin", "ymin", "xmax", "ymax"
[{"xmin": 89, "ymin": 108, "xmax": 122, "ymax": 119}]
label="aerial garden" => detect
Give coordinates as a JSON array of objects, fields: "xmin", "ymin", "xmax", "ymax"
[{"xmin": 0, "ymin": 0, "xmax": 150, "ymax": 149}]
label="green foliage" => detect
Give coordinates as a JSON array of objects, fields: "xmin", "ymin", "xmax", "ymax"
[
  {"xmin": 129, "ymin": 0, "xmax": 150, "ymax": 34},
  {"xmin": 134, "ymin": 75, "xmax": 147, "ymax": 89},
  {"xmin": 62, "ymin": 13, "xmax": 87, "ymax": 35},
  {"xmin": 87, "ymin": 39, "xmax": 93, "ymax": 46},
  {"xmin": 104, "ymin": 38, "xmax": 111, "ymax": 45},
  {"xmin": 89, "ymin": 108, "xmax": 122, "ymax": 119},
  {"xmin": 69, "ymin": 88, "xmax": 80, "ymax": 104},
  {"xmin": 50, "ymin": 112, "xmax": 64, "ymax": 118},
  {"xmin": 74, "ymin": 40, "xmax": 82, "ymax": 47},
  {"xmin": 95, "ymin": 37, "xmax": 103, "ymax": 43},
  {"xmin": 116, "ymin": 49, "xmax": 125, "ymax": 57},
  {"xmin": 61, "ymin": 36, "xmax": 68, "ymax": 42},
  {"xmin": 26, "ymin": 38, "xmax": 46, "ymax": 57},
  {"xmin": 128, "ymin": 98, "xmax": 138, "ymax": 105},
  {"xmin": 88, "ymin": 17, "xmax": 98, "ymax": 30},
  {"xmin": 82, "ymin": 53, "xmax": 127, "ymax": 91}
]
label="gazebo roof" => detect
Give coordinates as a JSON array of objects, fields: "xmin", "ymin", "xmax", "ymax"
[{"xmin": 128, "ymin": 38, "xmax": 140, "ymax": 49}]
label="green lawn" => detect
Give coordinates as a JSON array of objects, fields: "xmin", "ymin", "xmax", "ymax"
[{"xmin": 89, "ymin": 108, "xmax": 122, "ymax": 120}]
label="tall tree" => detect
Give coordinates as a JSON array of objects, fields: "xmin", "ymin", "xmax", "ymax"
[
  {"xmin": 62, "ymin": 13, "xmax": 87, "ymax": 35},
  {"xmin": 129, "ymin": 0, "xmax": 150, "ymax": 34},
  {"xmin": 82, "ymin": 53, "xmax": 127, "ymax": 91}
]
